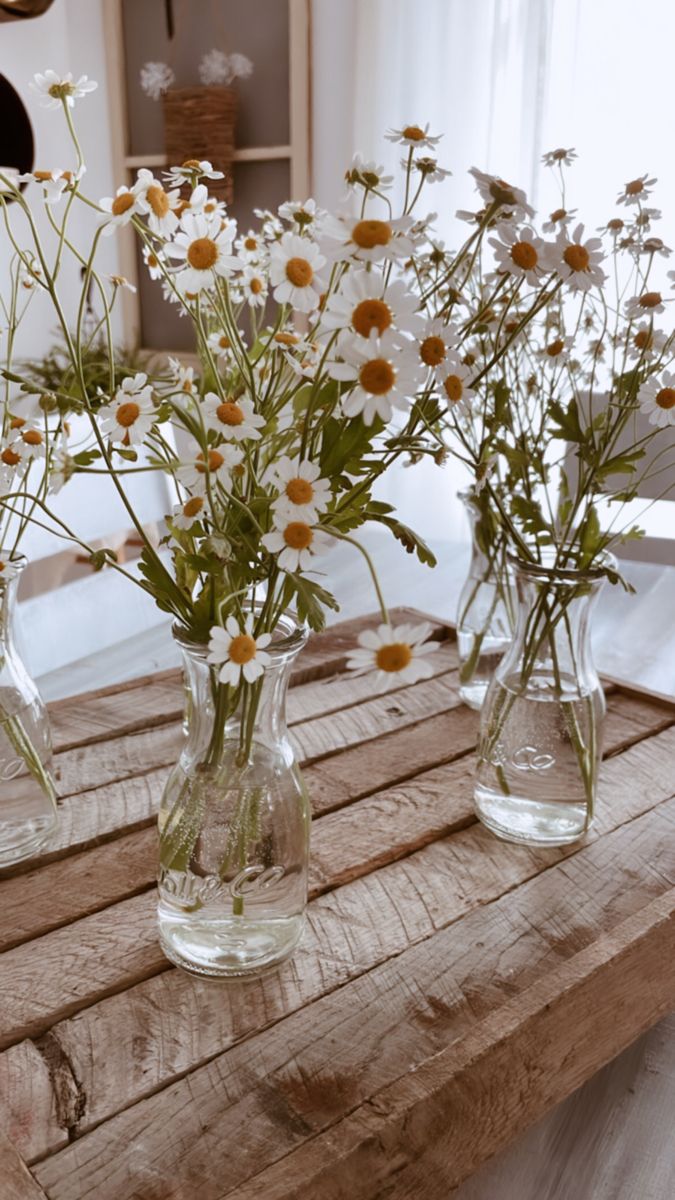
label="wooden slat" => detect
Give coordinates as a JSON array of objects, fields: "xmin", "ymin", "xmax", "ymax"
[
  {"xmin": 31, "ymin": 805, "xmax": 675, "ymax": 1199},
  {"xmin": 6, "ymin": 725, "xmax": 674, "ymax": 1163},
  {"xmin": 0, "ymin": 1041, "xmax": 68, "ymax": 1163},
  {"xmin": 0, "ymin": 1133, "xmax": 48, "ymax": 1200}
]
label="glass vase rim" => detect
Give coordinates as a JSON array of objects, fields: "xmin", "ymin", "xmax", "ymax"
[
  {"xmin": 172, "ymin": 607, "xmax": 309, "ymax": 662},
  {"xmin": 507, "ymin": 549, "xmax": 618, "ymax": 584}
]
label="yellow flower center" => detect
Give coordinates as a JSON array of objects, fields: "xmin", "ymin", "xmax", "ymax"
[
  {"xmin": 283, "ymin": 521, "xmax": 313, "ymax": 550},
  {"xmin": 147, "ymin": 253, "xmax": 160, "ymax": 269},
  {"xmin": 359, "ymin": 358, "xmax": 395, "ymax": 395},
  {"xmin": 655, "ymin": 387, "xmax": 675, "ymax": 410},
  {"xmin": 22, "ymin": 429, "xmax": 43, "ymax": 446},
  {"xmin": 228, "ymin": 633, "xmax": 257, "ymax": 665},
  {"xmin": 196, "ymin": 449, "xmax": 224, "ymax": 473},
  {"xmin": 625, "ymin": 179, "xmax": 645, "ymax": 196},
  {"xmin": 183, "ymin": 497, "xmax": 204, "ymax": 518},
  {"xmin": 1, "ymin": 448, "xmax": 21, "ymax": 466},
  {"xmin": 111, "ymin": 193, "xmax": 135, "ymax": 217},
  {"xmin": 187, "ymin": 237, "xmax": 218, "ymax": 270},
  {"xmin": 420, "ymin": 335, "xmax": 447, "ymax": 367},
  {"xmin": 351, "ymin": 298, "xmax": 392, "ymax": 338},
  {"xmin": 274, "ymin": 332, "xmax": 300, "ymax": 346},
  {"xmin": 34, "ymin": 170, "xmax": 53, "ymax": 182},
  {"xmin": 218, "ymin": 335, "xmax": 231, "ymax": 349},
  {"xmin": 402, "ymin": 125, "xmax": 425, "ymax": 141},
  {"xmin": 546, "ymin": 338, "xmax": 565, "ymax": 357},
  {"xmin": 146, "ymin": 184, "xmax": 170, "ymax": 217},
  {"xmin": 116, "ymin": 401, "xmax": 141, "ymax": 428},
  {"xmin": 285, "ymin": 257, "xmax": 313, "ymax": 288},
  {"xmin": 443, "ymin": 374, "xmax": 464, "ymax": 403},
  {"xmin": 550, "ymin": 207, "xmax": 566, "ymax": 222},
  {"xmin": 250, "ymin": 277, "xmax": 263, "ymax": 294},
  {"xmin": 640, "ymin": 291, "xmax": 662, "ymax": 309},
  {"xmin": 563, "ymin": 244, "xmax": 590, "ymax": 272},
  {"xmin": 182, "ymin": 159, "xmax": 202, "ymax": 169},
  {"xmin": 376, "ymin": 642, "xmax": 412, "ymax": 672},
  {"xmin": 634, "ymin": 330, "xmax": 652, "ymax": 350},
  {"xmin": 216, "ymin": 401, "xmax": 244, "ymax": 426},
  {"xmin": 511, "ymin": 241, "xmax": 538, "ymax": 270},
  {"xmin": 286, "ymin": 478, "xmax": 314, "ymax": 505},
  {"xmin": 244, "ymin": 237, "xmax": 258, "ymax": 251},
  {"xmin": 352, "ymin": 219, "xmax": 392, "ymax": 250},
  {"xmin": 9, "ymin": 416, "xmax": 25, "ymax": 429}
]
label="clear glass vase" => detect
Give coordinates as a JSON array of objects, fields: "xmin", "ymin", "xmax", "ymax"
[
  {"xmin": 474, "ymin": 555, "xmax": 609, "ymax": 846},
  {"xmin": 456, "ymin": 487, "xmax": 515, "ymax": 709},
  {"xmin": 0, "ymin": 555, "xmax": 57, "ymax": 866},
  {"xmin": 157, "ymin": 612, "xmax": 311, "ymax": 978}
]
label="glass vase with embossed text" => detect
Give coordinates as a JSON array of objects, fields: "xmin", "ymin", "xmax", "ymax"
[
  {"xmin": 474, "ymin": 555, "xmax": 609, "ymax": 846},
  {"xmin": 456, "ymin": 488, "xmax": 515, "ymax": 710},
  {"xmin": 157, "ymin": 613, "xmax": 310, "ymax": 978},
  {"xmin": 0, "ymin": 555, "xmax": 57, "ymax": 866}
]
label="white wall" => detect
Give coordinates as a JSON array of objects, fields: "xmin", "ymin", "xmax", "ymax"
[{"xmin": 0, "ymin": 0, "xmax": 121, "ymax": 360}]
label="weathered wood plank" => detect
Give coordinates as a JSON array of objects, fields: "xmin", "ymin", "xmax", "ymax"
[
  {"xmin": 226, "ymin": 891, "xmax": 675, "ymax": 1200},
  {"xmin": 0, "ymin": 1132, "xmax": 48, "ymax": 1200},
  {"xmin": 31, "ymin": 808, "xmax": 675, "ymax": 1200},
  {"xmin": 8, "ymin": 725, "xmax": 675, "ymax": 1162},
  {"xmin": 0, "ymin": 1041, "xmax": 68, "ymax": 1163}
]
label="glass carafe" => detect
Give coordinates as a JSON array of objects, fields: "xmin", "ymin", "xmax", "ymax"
[
  {"xmin": 0, "ymin": 555, "xmax": 57, "ymax": 866},
  {"xmin": 456, "ymin": 487, "xmax": 515, "ymax": 709},
  {"xmin": 474, "ymin": 555, "xmax": 608, "ymax": 846},
  {"xmin": 157, "ymin": 612, "xmax": 311, "ymax": 978}
]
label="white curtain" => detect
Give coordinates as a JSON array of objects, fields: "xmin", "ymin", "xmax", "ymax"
[{"xmin": 311, "ymin": 0, "xmax": 675, "ymax": 546}]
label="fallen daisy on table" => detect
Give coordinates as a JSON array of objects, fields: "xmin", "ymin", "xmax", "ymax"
[
  {"xmin": 346, "ymin": 622, "xmax": 439, "ymax": 687},
  {"xmin": 207, "ymin": 616, "xmax": 272, "ymax": 685}
]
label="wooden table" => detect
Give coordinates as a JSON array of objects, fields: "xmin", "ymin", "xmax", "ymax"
[{"xmin": 1, "ymin": 608, "xmax": 674, "ymax": 1200}]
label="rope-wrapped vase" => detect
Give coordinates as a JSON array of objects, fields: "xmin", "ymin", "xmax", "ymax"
[{"xmin": 163, "ymin": 85, "xmax": 237, "ymax": 203}]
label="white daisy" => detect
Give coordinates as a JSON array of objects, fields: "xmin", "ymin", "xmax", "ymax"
[
  {"xmin": 438, "ymin": 356, "xmax": 477, "ymax": 413},
  {"xmin": 201, "ymin": 393, "xmax": 264, "ymax": 441},
  {"xmin": 134, "ymin": 169, "xmax": 180, "ymax": 237},
  {"xmin": 235, "ymin": 229, "xmax": 266, "ymax": 262},
  {"xmin": 207, "ymin": 615, "xmax": 272, "ymax": 686},
  {"xmin": 328, "ymin": 330, "xmax": 423, "ymax": 425},
  {"xmin": 241, "ymin": 265, "xmax": 268, "ymax": 307},
  {"xmin": 176, "ymin": 444, "xmax": 244, "ymax": 495},
  {"xmin": 627, "ymin": 323, "xmax": 667, "ymax": 360},
  {"xmin": 346, "ymin": 621, "xmax": 438, "ymax": 688},
  {"xmin": 286, "ymin": 340, "xmax": 323, "ymax": 380},
  {"xmin": 13, "ymin": 425, "xmax": 47, "ymax": 462},
  {"xmin": 542, "ymin": 206, "xmax": 577, "ymax": 234},
  {"xmin": 167, "ymin": 213, "xmax": 237, "ymax": 293},
  {"xmin": 268, "ymin": 232, "xmax": 325, "ymax": 313},
  {"xmin": 100, "ymin": 185, "xmax": 140, "ymax": 234},
  {"xmin": 278, "ymin": 199, "xmax": 325, "ymax": 231},
  {"xmin": 167, "ymin": 357, "xmax": 198, "ymax": 397},
  {"xmin": 542, "ymin": 147, "xmax": 577, "ymax": 167},
  {"xmin": 321, "ymin": 212, "xmax": 415, "ymax": 265},
  {"xmin": 489, "ymin": 224, "xmax": 547, "ymax": 287},
  {"xmin": 537, "ymin": 335, "xmax": 575, "ymax": 365},
  {"xmin": 261, "ymin": 514, "xmax": 331, "ymax": 572},
  {"xmin": 386, "ymin": 124, "xmax": 442, "ymax": 149},
  {"xmin": 143, "ymin": 245, "xmax": 166, "ymax": 280},
  {"xmin": 0, "ymin": 443, "xmax": 29, "ymax": 479},
  {"xmin": 98, "ymin": 383, "xmax": 155, "ymax": 445},
  {"xmin": 181, "ymin": 183, "xmax": 228, "ymax": 222},
  {"xmin": 625, "ymin": 291, "xmax": 666, "ymax": 319},
  {"xmin": 49, "ymin": 443, "xmax": 75, "ymax": 494},
  {"xmin": 345, "ymin": 154, "xmax": 393, "ymax": 193},
  {"xmin": 321, "ymin": 269, "xmax": 423, "ymax": 339},
  {"xmin": 30, "ymin": 70, "xmax": 97, "ymax": 110},
  {"xmin": 547, "ymin": 224, "xmax": 607, "ymax": 292},
  {"xmin": 637, "ymin": 372, "xmax": 675, "ymax": 427},
  {"xmin": 163, "ymin": 160, "xmax": 224, "ymax": 187},
  {"xmin": 16, "ymin": 166, "xmax": 83, "ymax": 206},
  {"xmin": 416, "ymin": 317, "xmax": 461, "ymax": 378},
  {"xmin": 107, "ymin": 275, "xmax": 137, "ymax": 293},
  {"xmin": 412, "ymin": 157, "xmax": 452, "ymax": 184},
  {"xmin": 171, "ymin": 496, "xmax": 207, "ymax": 530},
  {"xmin": 269, "ymin": 456, "xmax": 331, "ymax": 523},
  {"xmin": 207, "ymin": 331, "xmax": 237, "ymax": 363},
  {"xmin": 469, "ymin": 168, "xmax": 534, "ymax": 218},
  {"xmin": 617, "ymin": 174, "xmax": 657, "ymax": 206}
]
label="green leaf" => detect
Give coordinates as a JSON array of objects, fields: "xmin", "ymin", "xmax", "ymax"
[
  {"xmin": 549, "ymin": 397, "xmax": 584, "ymax": 443},
  {"xmin": 280, "ymin": 573, "xmax": 340, "ymax": 632},
  {"xmin": 510, "ymin": 495, "xmax": 551, "ymax": 538},
  {"xmin": 595, "ymin": 447, "xmax": 646, "ymax": 483},
  {"xmin": 366, "ymin": 510, "xmax": 437, "ymax": 567}
]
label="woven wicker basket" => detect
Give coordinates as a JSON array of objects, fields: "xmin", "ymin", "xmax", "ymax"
[{"xmin": 163, "ymin": 85, "xmax": 237, "ymax": 204}]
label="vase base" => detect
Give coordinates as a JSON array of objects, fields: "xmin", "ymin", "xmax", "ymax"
[
  {"xmin": 158, "ymin": 911, "xmax": 305, "ymax": 978},
  {"xmin": 473, "ymin": 787, "xmax": 590, "ymax": 847},
  {"xmin": 0, "ymin": 814, "xmax": 57, "ymax": 866}
]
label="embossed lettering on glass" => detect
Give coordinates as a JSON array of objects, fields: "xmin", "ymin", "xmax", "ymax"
[
  {"xmin": 0, "ymin": 554, "xmax": 57, "ymax": 865},
  {"xmin": 456, "ymin": 488, "xmax": 515, "ymax": 710},
  {"xmin": 474, "ymin": 554, "xmax": 610, "ymax": 846},
  {"xmin": 157, "ymin": 612, "xmax": 311, "ymax": 977}
]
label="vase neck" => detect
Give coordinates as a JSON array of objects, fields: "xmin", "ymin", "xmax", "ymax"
[{"xmin": 0, "ymin": 557, "xmax": 24, "ymax": 645}]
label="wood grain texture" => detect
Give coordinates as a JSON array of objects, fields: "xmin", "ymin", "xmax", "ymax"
[
  {"xmin": 0, "ymin": 1132, "xmax": 48, "ymax": 1200},
  {"xmin": 32, "ymin": 806, "xmax": 675, "ymax": 1199},
  {"xmin": 7, "ymin": 724, "xmax": 675, "ymax": 1164},
  {"xmin": 0, "ymin": 608, "xmax": 673, "ymax": 1198}
]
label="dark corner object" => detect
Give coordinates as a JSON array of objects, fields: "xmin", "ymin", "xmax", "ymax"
[
  {"xmin": 0, "ymin": 75, "xmax": 35, "ymax": 196},
  {"xmin": 0, "ymin": 0, "xmax": 55, "ymax": 21}
]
